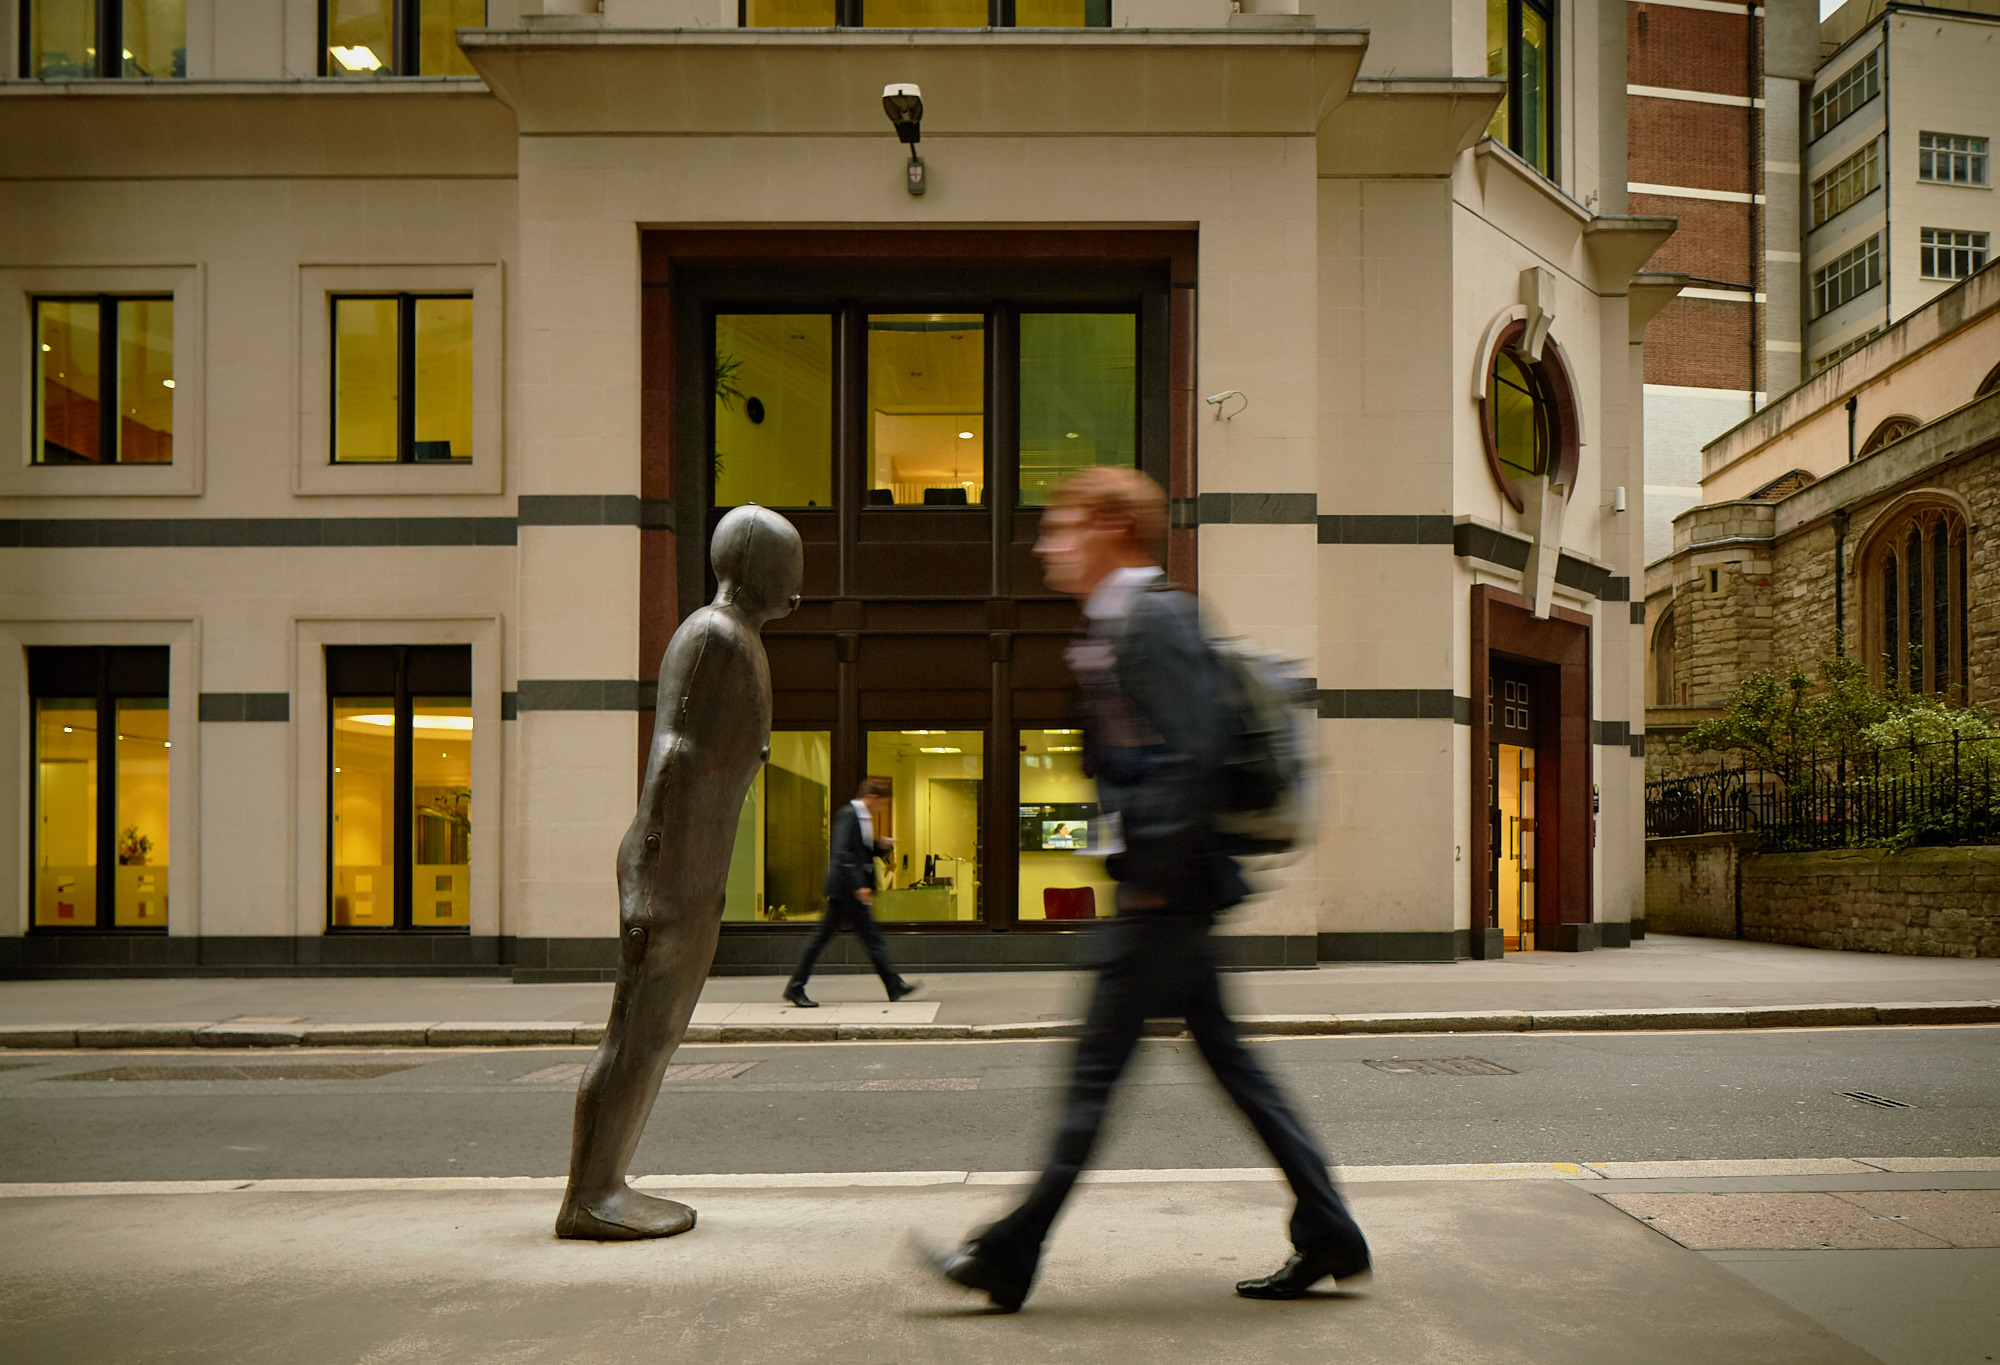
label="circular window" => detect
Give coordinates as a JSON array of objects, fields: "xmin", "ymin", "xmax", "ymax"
[{"xmin": 1480, "ymin": 322, "xmax": 1578, "ymax": 512}]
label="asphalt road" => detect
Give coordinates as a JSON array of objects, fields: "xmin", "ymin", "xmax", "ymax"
[{"xmin": 1, "ymin": 1027, "xmax": 1994, "ymax": 1184}]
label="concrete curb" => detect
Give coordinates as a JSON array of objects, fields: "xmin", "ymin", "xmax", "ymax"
[{"xmin": 2, "ymin": 1000, "xmax": 1996, "ymax": 1049}]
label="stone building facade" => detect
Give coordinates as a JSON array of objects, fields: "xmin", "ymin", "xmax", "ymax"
[{"xmin": 1645, "ymin": 260, "xmax": 2000, "ymax": 772}]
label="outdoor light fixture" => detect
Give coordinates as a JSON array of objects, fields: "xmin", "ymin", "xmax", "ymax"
[{"xmin": 883, "ymin": 83, "xmax": 925, "ymax": 196}]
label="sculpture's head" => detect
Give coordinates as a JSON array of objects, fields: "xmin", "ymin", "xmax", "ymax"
[{"xmin": 711, "ymin": 504, "xmax": 803, "ymax": 624}]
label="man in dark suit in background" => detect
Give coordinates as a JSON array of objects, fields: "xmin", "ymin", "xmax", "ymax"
[
  {"xmin": 784, "ymin": 777, "xmax": 922, "ymax": 1007},
  {"xmin": 922, "ymin": 466, "xmax": 1369, "ymax": 1311}
]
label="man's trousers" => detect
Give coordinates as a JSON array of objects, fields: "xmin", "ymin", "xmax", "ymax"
[
  {"xmin": 974, "ymin": 914, "xmax": 1359, "ymax": 1276},
  {"xmin": 787, "ymin": 896, "xmax": 902, "ymax": 993}
]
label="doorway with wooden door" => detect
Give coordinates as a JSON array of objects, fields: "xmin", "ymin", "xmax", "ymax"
[{"xmin": 1489, "ymin": 660, "xmax": 1538, "ymax": 950}]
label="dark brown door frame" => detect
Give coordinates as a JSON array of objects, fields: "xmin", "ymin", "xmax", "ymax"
[{"xmin": 1469, "ymin": 585, "xmax": 1593, "ymax": 949}]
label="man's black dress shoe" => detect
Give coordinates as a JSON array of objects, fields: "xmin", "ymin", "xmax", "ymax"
[
  {"xmin": 887, "ymin": 976, "xmax": 925, "ymax": 1003},
  {"xmin": 782, "ymin": 986, "xmax": 817, "ymax": 1008},
  {"xmin": 1234, "ymin": 1246, "xmax": 1372, "ymax": 1299},
  {"xmin": 920, "ymin": 1240, "xmax": 1031, "ymax": 1313}
]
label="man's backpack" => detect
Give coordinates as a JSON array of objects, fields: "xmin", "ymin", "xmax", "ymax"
[{"xmin": 1208, "ymin": 637, "xmax": 1315, "ymax": 856}]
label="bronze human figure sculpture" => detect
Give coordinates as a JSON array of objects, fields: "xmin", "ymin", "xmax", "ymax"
[{"xmin": 556, "ymin": 504, "xmax": 803, "ymax": 1240}]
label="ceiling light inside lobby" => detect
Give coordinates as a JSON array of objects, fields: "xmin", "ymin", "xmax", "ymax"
[{"xmin": 331, "ymin": 46, "xmax": 383, "ymax": 72}]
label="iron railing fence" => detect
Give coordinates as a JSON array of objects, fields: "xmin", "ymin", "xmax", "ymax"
[{"xmin": 1645, "ymin": 732, "xmax": 2000, "ymax": 849}]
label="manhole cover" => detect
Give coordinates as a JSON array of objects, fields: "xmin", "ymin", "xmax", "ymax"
[
  {"xmin": 1363, "ymin": 1057, "xmax": 1517, "ymax": 1076},
  {"xmin": 42, "ymin": 1063, "xmax": 421, "ymax": 1083}
]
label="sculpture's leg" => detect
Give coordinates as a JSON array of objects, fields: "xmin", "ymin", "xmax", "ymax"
[{"xmin": 557, "ymin": 911, "xmax": 722, "ymax": 1240}]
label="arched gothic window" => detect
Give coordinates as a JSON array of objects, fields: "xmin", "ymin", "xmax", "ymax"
[
  {"xmin": 1867, "ymin": 502, "xmax": 1970, "ymax": 696},
  {"xmin": 1978, "ymin": 359, "xmax": 2000, "ymax": 399},
  {"xmin": 1651, "ymin": 606, "xmax": 1679, "ymax": 706},
  {"xmin": 1858, "ymin": 414, "xmax": 1921, "ymax": 457}
]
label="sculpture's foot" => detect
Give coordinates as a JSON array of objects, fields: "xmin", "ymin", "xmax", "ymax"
[{"xmin": 556, "ymin": 1186, "xmax": 697, "ymax": 1241}]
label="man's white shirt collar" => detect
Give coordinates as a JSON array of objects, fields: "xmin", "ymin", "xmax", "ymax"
[
  {"xmin": 852, "ymin": 798, "xmax": 873, "ymax": 846},
  {"xmin": 1081, "ymin": 565, "xmax": 1164, "ymax": 623}
]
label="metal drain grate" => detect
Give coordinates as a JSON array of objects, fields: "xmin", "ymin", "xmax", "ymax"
[
  {"xmin": 1838, "ymin": 1090, "xmax": 1912, "ymax": 1109},
  {"xmin": 43, "ymin": 1062, "xmax": 421, "ymax": 1083},
  {"xmin": 511, "ymin": 1060, "xmax": 760, "ymax": 1085},
  {"xmin": 1363, "ymin": 1057, "xmax": 1518, "ymax": 1076}
]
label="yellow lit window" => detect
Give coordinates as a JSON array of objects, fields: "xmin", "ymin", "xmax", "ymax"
[
  {"xmin": 326, "ymin": 0, "xmax": 483, "ymax": 77},
  {"xmin": 868, "ymin": 314, "xmax": 985, "ymax": 506},
  {"xmin": 34, "ymin": 296, "xmax": 174, "ymax": 465},
  {"xmin": 27, "ymin": 0, "xmax": 186, "ymax": 79},
  {"xmin": 332, "ymin": 294, "xmax": 474, "ymax": 463}
]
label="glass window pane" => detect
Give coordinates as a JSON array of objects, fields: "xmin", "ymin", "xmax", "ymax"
[
  {"xmin": 34, "ymin": 699, "xmax": 98, "ymax": 927},
  {"xmin": 724, "ymin": 731, "xmax": 832, "ymax": 922},
  {"xmin": 743, "ymin": 0, "xmax": 835, "ymax": 23},
  {"xmin": 413, "ymin": 296, "xmax": 473, "ymax": 461},
  {"xmin": 29, "ymin": 0, "xmax": 97, "ymax": 78},
  {"xmin": 1018, "ymin": 728, "xmax": 1112, "ymax": 921},
  {"xmin": 1492, "ymin": 350, "xmax": 1543, "ymax": 481},
  {"xmin": 326, "ymin": 0, "xmax": 393, "ymax": 75},
  {"xmin": 114, "ymin": 698, "xmax": 170, "ymax": 927},
  {"xmin": 1519, "ymin": 2, "xmax": 1551, "ymax": 173},
  {"xmin": 868, "ymin": 314, "xmax": 984, "ymax": 505},
  {"xmin": 36, "ymin": 299, "xmax": 101, "ymax": 465},
  {"xmin": 333, "ymin": 297, "xmax": 400, "ymax": 463},
  {"xmin": 862, "ymin": 0, "xmax": 989, "ymax": 25},
  {"xmin": 714, "ymin": 314, "xmax": 833, "ymax": 507},
  {"xmin": 866, "ymin": 730, "xmax": 983, "ymax": 922},
  {"xmin": 1018, "ymin": 313, "xmax": 1136, "ymax": 505},
  {"xmin": 420, "ymin": 0, "xmax": 483, "ymax": 77},
  {"xmin": 411, "ymin": 697, "xmax": 472, "ymax": 927},
  {"xmin": 1014, "ymin": 0, "xmax": 1089, "ymax": 24},
  {"xmin": 332, "ymin": 698, "xmax": 397, "ymax": 926},
  {"xmin": 116, "ymin": 298, "xmax": 174, "ymax": 464},
  {"xmin": 1484, "ymin": 0, "xmax": 1508, "ymax": 143},
  {"xmin": 121, "ymin": 0, "xmax": 186, "ymax": 77}
]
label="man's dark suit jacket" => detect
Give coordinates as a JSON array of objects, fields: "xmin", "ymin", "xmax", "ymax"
[
  {"xmin": 1082, "ymin": 584, "xmax": 1248, "ymax": 917},
  {"xmin": 823, "ymin": 802, "xmax": 890, "ymax": 902}
]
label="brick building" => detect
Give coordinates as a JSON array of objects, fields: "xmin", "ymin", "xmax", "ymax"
[
  {"xmin": 1644, "ymin": 260, "xmax": 2000, "ymax": 767},
  {"xmin": 1628, "ymin": 0, "xmax": 1819, "ymax": 565}
]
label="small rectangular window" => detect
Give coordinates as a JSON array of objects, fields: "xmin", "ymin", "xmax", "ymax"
[
  {"xmin": 1810, "ymin": 50, "xmax": 1878, "ymax": 141},
  {"xmin": 29, "ymin": 647, "xmax": 171, "ymax": 931},
  {"xmin": 34, "ymin": 296, "xmax": 174, "ymax": 465},
  {"xmin": 865, "ymin": 729, "xmax": 984, "ymax": 922},
  {"xmin": 1018, "ymin": 313, "xmax": 1136, "ymax": 505},
  {"xmin": 323, "ymin": 0, "xmax": 483, "ymax": 77},
  {"xmin": 1484, "ymin": 0, "xmax": 1555, "ymax": 179},
  {"xmin": 1920, "ymin": 228, "xmax": 1990, "ymax": 281},
  {"xmin": 24, "ymin": 0, "xmax": 186, "ymax": 78},
  {"xmin": 1017, "ymin": 729, "xmax": 1110, "ymax": 921},
  {"xmin": 331, "ymin": 294, "xmax": 473, "ymax": 463},
  {"xmin": 328, "ymin": 645, "xmax": 472, "ymax": 930},
  {"xmin": 1917, "ymin": 132, "xmax": 1990, "ymax": 187},
  {"xmin": 1810, "ymin": 141, "xmax": 1880, "ymax": 228},
  {"xmin": 1811, "ymin": 235, "xmax": 1882, "ymax": 317},
  {"xmin": 713, "ymin": 314, "xmax": 834, "ymax": 508}
]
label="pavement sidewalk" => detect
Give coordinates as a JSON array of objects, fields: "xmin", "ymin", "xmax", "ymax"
[
  {"xmin": 5, "ymin": 1165, "xmax": 1995, "ymax": 1364},
  {"xmin": 2, "ymin": 934, "xmax": 1996, "ymax": 1048}
]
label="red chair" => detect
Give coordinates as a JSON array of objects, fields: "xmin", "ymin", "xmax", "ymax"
[{"xmin": 1043, "ymin": 887, "xmax": 1097, "ymax": 920}]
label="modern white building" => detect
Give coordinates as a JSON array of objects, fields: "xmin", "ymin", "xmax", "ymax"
[
  {"xmin": 2, "ymin": 0, "xmax": 1668, "ymax": 980},
  {"xmin": 1804, "ymin": 1, "xmax": 2000, "ymax": 372}
]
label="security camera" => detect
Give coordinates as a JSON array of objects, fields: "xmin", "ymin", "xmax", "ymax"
[
  {"xmin": 883, "ymin": 83, "xmax": 926, "ymax": 196},
  {"xmin": 882, "ymin": 83, "xmax": 923, "ymax": 145}
]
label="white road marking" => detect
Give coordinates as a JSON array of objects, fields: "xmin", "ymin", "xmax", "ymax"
[{"xmin": 3, "ymin": 1158, "xmax": 1993, "ymax": 1200}]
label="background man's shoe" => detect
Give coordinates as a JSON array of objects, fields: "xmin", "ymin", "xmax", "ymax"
[
  {"xmin": 888, "ymin": 977, "xmax": 925, "ymax": 1002},
  {"xmin": 918, "ymin": 1239, "xmax": 1030, "ymax": 1313},
  {"xmin": 1234, "ymin": 1247, "xmax": 1372, "ymax": 1299},
  {"xmin": 782, "ymin": 986, "xmax": 818, "ymax": 1008}
]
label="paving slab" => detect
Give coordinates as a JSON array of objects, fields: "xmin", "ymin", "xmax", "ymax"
[
  {"xmin": 1601, "ymin": 1191, "xmax": 1959, "ymax": 1250},
  {"xmin": 0, "ymin": 1178, "xmax": 1882, "ymax": 1365},
  {"xmin": 1704, "ymin": 1248, "xmax": 2000, "ymax": 1365}
]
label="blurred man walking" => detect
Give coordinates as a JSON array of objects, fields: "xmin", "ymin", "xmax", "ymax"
[
  {"xmin": 784, "ymin": 777, "xmax": 921, "ymax": 1007},
  {"xmin": 922, "ymin": 467, "xmax": 1368, "ymax": 1311}
]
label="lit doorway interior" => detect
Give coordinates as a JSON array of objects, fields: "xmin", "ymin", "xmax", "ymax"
[{"xmin": 1490, "ymin": 664, "xmax": 1538, "ymax": 950}]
